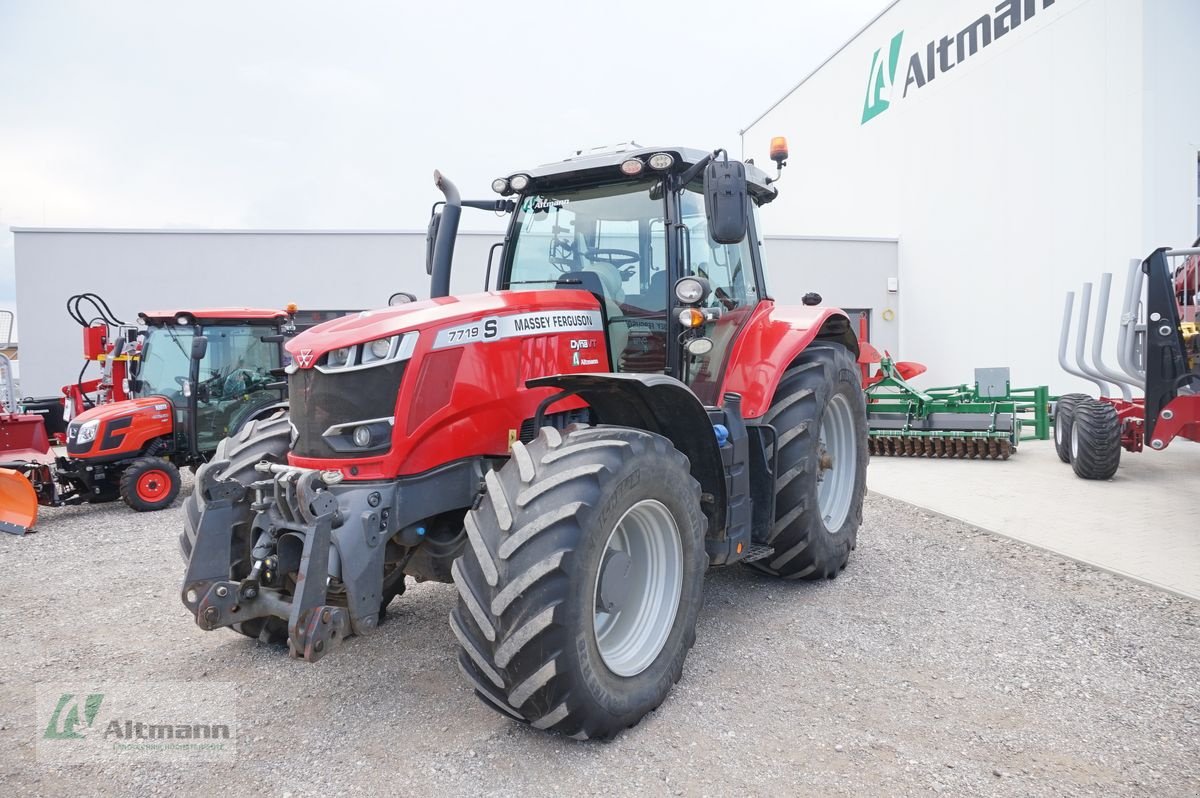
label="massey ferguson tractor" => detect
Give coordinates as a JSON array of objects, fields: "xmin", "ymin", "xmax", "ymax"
[{"xmin": 180, "ymin": 142, "xmax": 869, "ymax": 739}]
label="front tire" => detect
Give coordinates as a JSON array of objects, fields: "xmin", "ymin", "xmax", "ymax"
[
  {"xmin": 1053, "ymin": 393, "xmax": 1091, "ymax": 463},
  {"xmin": 119, "ymin": 457, "xmax": 182, "ymax": 511},
  {"xmin": 1070, "ymin": 400, "xmax": 1121, "ymax": 480},
  {"xmin": 750, "ymin": 342, "xmax": 868, "ymax": 580},
  {"xmin": 451, "ymin": 425, "xmax": 707, "ymax": 740}
]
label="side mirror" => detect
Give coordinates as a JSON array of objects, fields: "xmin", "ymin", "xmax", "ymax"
[
  {"xmin": 191, "ymin": 336, "xmax": 208, "ymax": 360},
  {"xmin": 703, "ymin": 159, "xmax": 748, "ymax": 245},
  {"xmin": 425, "ymin": 212, "xmax": 442, "ymax": 276}
]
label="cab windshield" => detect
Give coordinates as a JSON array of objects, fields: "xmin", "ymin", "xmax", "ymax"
[
  {"xmin": 138, "ymin": 324, "xmax": 281, "ymax": 401},
  {"xmin": 505, "ymin": 179, "xmax": 669, "ymax": 371}
]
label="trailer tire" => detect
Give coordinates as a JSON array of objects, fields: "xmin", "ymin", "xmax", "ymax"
[
  {"xmin": 749, "ymin": 342, "xmax": 867, "ymax": 580},
  {"xmin": 180, "ymin": 411, "xmax": 291, "ymax": 642},
  {"xmin": 1070, "ymin": 400, "xmax": 1121, "ymax": 480},
  {"xmin": 119, "ymin": 457, "xmax": 181, "ymax": 511},
  {"xmin": 451, "ymin": 425, "xmax": 707, "ymax": 740},
  {"xmin": 1053, "ymin": 393, "xmax": 1091, "ymax": 463}
]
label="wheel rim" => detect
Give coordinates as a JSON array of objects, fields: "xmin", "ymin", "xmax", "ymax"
[
  {"xmin": 816, "ymin": 393, "xmax": 857, "ymax": 532},
  {"xmin": 1071, "ymin": 417, "xmax": 1080, "ymax": 460},
  {"xmin": 136, "ymin": 469, "xmax": 171, "ymax": 502},
  {"xmin": 592, "ymin": 499, "xmax": 683, "ymax": 677}
]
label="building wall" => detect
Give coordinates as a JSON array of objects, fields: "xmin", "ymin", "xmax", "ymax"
[
  {"xmin": 744, "ymin": 0, "xmax": 1199, "ymax": 391},
  {"xmin": 13, "ymin": 229, "xmax": 896, "ymax": 395}
]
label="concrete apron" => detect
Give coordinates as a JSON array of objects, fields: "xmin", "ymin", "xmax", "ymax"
[{"xmin": 867, "ymin": 438, "xmax": 1200, "ymax": 601}]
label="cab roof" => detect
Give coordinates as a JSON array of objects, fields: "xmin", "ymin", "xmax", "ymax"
[
  {"xmin": 510, "ymin": 144, "xmax": 778, "ymax": 203},
  {"xmin": 139, "ymin": 308, "xmax": 289, "ymax": 324}
]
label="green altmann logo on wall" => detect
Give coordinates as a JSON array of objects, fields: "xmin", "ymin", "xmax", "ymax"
[
  {"xmin": 861, "ymin": 31, "xmax": 905, "ymax": 124},
  {"xmin": 860, "ymin": 0, "xmax": 1062, "ymax": 125}
]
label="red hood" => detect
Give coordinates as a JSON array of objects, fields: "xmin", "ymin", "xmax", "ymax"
[
  {"xmin": 71, "ymin": 396, "xmax": 172, "ymax": 425},
  {"xmin": 285, "ymin": 290, "xmax": 601, "ymax": 363}
]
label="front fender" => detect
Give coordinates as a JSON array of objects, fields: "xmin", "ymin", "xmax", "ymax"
[
  {"xmin": 526, "ymin": 372, "xmax": 726, "ymax": 536},
  {"xmin": 718, "ymin": 300, "xmax": 858, "ymax": 420}
]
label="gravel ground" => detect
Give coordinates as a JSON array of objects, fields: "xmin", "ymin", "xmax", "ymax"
[{"xmin": 2, "ymin": 476, "xmax": 1198, "ymax": 797}]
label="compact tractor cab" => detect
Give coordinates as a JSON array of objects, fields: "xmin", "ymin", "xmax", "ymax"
[
  {"xmin": 19, "ymin": 308, "xmax": 291, "ymax": 514},
  {"xmin": 181, "ymin": 142, "xmax": 869, "ymax": 739}
]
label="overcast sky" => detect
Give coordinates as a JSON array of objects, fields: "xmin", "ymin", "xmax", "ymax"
[{"xmin": 0, "ymin": 0, "xmax": 889, "ymax": 330}]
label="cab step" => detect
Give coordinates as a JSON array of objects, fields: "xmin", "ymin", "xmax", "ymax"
[{"xmin": 739, "ymin": 544, "xmax": 775, "ymax": 563}]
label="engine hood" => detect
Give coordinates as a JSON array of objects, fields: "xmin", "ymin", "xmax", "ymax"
[
  {"xmin": 71, "ymin": 396, "xmax": 172, "ymax": 426},
  {"xmin": 285, "ymin": 289, "xmax": 602, "ymax": 364}
]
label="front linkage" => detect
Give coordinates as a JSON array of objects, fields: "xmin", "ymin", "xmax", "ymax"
[{"xmin": 181, "ymin": 463, "xmax": 380, "ymax": 661}]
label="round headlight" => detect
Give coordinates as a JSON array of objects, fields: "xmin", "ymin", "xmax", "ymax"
[
  {"xmin": 491, "ymin": 177, "xmax": 509, "ymax": 194},
  {"xmin": 648, "ymin": 153, "xmax": 674, "ymax": 170},
  {"xmin": 620, "ymin": 158, "xmax": 644, "ymax": 176},
  {"xmin": 509, "ymin": 174, "xmax": 530, "ymax": 191},
  {"xmin": 327, "ymin": 347, "xmax": 352, "ymax": 368},
  {"xmin": 686, "ymin": 337, "xmax": 714, "ymax": 356},
  {"xmin": 678, "ymin": 308, "xmax": 706, "ymax": 329},
  {"xmin": 352, "ymin": 426, "xmax": 372, "ymax": 448},
  {"xmin": 176, "ymin": 314, "xmax": 190, "ymax": 326},
  {"xmin": 369, "ymin": 337, "xmax": 393, "ymax": 360},
  {"xmin": 675, "ymin": 277, "xmax": 707, "ymax": 305}
]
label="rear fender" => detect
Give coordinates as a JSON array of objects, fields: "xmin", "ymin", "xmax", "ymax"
[
  {"xmin": 526, "ymin": 373, "xmax": 726, "ymax": 536},
  {"xmin": 718, "ymin": 301, "xmax": 859, "ymax": 419}
]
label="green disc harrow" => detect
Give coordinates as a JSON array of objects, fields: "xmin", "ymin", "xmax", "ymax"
[{"xmin": 865, "ymin": 358, "xmax": 1050, "ymax": 460}]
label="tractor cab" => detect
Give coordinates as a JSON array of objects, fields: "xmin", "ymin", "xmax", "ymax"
[
  {"xmin": 131, "ymin": 309, "xmax": 289, "ymax": 454},
  {"xmin": 435, "ymin": 145, "xmax": 785, "ymax": 404}
]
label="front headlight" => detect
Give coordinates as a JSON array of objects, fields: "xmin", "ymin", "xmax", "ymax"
[
  {"xmin": 327, "ymin": 347, "xmax": 353, "ymax": 368},
  {"xmin": 76, "ymin": 419, "xmax": 100, "ymax": 445},
  {"xmin": 315, "ymin": 332, "xmax": 418, "ymax": 373},
  {"xmin": 361, "ymin": 336, "xmax": 398, "ymax": 364}
]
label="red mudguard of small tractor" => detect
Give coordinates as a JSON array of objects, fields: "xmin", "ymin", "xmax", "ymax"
[{"xmin": 716, "ymin": 300, "xmax": 859, "ymax": 420}]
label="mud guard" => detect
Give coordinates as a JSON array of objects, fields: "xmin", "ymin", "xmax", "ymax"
[{"xmin": 526, "ymin": 373, "xmax": 727, "ymax": 536}]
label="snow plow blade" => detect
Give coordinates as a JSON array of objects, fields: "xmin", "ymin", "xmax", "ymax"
[{"xmin": 0, "ymin": 467, "xmax": 38, "ymax": 535}]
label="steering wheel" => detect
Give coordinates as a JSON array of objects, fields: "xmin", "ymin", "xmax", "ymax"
[
  {"xmin": 585, "ymin": 248, "xmax": 640, "ymax": 276},
  {"xmin": 222, "ymin": 368, "xmax": 259, "ymax": 397}
]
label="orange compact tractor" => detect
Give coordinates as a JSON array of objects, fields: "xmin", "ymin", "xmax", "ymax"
[
  {"xmin": 1, "ymin": 307, "xmax": 298, "ymax": 531},
  {"xmin": 181, "ymin": 142, "xmax": 869, "ymax": 739}
]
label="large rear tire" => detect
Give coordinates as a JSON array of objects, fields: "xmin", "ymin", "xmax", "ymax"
[
  {"xmin": 1070, "ymin": 400, "xmax": 1121, "ymax": 480},
  {"xmin": 749, "ymin": 342, "xmax": 868, "ymax": 580},
  {"xmin": 1053, "ymin": 393, "xmax": 1091, "ymax": 463},
  {"xmin": 180, "ymin": 412, "xmax": 291, "ymax": 641},
  {"xmin": 451, "ymin": 425, "xmax": 707, "ymax": 740}
]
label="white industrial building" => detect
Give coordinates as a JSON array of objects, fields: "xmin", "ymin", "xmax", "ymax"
[
  {"xmin": 742, "ymin": 0, "xmax": 1200, "ymax": 389},
  {"xmin": 12, "ymin": 229, "xmax": 897, "ymax": 395}
]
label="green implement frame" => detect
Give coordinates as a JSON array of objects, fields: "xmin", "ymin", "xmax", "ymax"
[{"xmin": 865, "ymin": 357, "xmax": 1051, "ymax": 459}]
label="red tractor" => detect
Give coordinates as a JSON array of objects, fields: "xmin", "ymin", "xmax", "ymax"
[
  {"xmin": 3, "ymin": 307, "xmax": 298, "ymax": 523},
  {"xmin": 181, "ymin": 142, "xmax": 869, "ymax": 739}
]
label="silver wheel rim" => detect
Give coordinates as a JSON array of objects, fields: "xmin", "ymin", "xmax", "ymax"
[
  {"xmin": 592, "ymin": 499, "xmax": 683, "ymax": 677},
  {"xmin": 816, "ymin": 393, "xmax": 857, "ymax": 532},
  {"xmin": 1071, "ymin": 417, "xmax": 1080, "ymax": 460}
]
